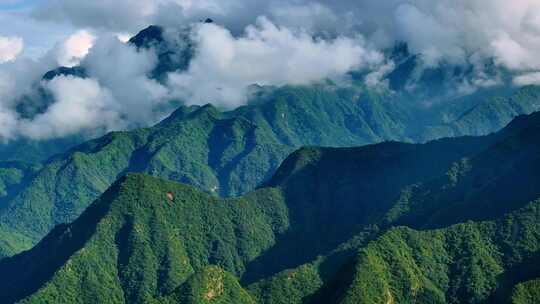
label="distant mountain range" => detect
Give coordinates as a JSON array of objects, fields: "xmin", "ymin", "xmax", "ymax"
[{"xmin": 2, "ymin": 108, "xmax": 540, "ymax": 303}]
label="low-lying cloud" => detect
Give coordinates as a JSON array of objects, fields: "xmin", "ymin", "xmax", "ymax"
[
  {"xmin": 0, "ymin": 33, "xmax": 173, "ymax": 141},
  {"xmin": 32, "ymin": 0, "xmax": 540, "ymax": 78},
  {"xmin": 168, "ymin": 18, "xmax": 382, "ymax": 107},
  {"xmin": 2, "ymin": 0, "xmax": 540, "ymax": 141},
  {"xmin": 19, "ymin": 76, "xmax": 121, "ymax": 139}
]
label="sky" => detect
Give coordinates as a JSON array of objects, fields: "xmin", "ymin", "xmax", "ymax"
[
  {"xmin": 0, "ymin": 0, "xmax": 41, "ymax": 10},
  {"xmin": 0, "ymin": 0, "xmax": 74, "ymax": 59},
  {"xmin": 1, "ymin": 0, "xmax": 540, "ymax": 141}
]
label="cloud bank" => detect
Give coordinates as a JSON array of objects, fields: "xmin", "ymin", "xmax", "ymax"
[
  {"xmin": 168, "ymin": 18, "xmax": 382, "ymax": 107},
  {"xmin": 0, "ymin": 7, "xmax": 385, "ymax": 140},
  {"xmin": 0, "ymin": 34, "xmax": 173, "ymax": 141},
  {"xmin": 2, "ymin": 0, "xmax": 540, "ymax": 141},
  {"xmin": 19, "ymin": 76, "xmax": 121, "ymax": 139},
  {"xmin": 34, "ymin": 0, "xmax": 540, "ymax": 71}
]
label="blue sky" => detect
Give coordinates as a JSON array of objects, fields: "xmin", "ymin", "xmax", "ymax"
[
  {"xmin": 0, "ymin": 0, "xmax": 42, "ymax": 10},
  {"xmin": 0, "ymin": 0, "xmax": 74, "ymax": 59}
]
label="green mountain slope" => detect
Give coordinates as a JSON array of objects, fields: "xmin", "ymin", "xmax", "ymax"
[
  {"xmin": 0, "ymin": 174, "xmax": 286, "ymax": 303},
  {"xmin": 4, "ymin": 111, "xmax": 540, "ymax": 303},
  {"xmin": 1, "ymin": 21, "xmax": 540, "ymax": 260},
  {"xmin": 419, "ymin": 86, "xmax": 540, "ymax": 141},
  {"xmin": 338, "ymin": 199, "xmax": 540, "ymax": 304},
  {"xmin": 0, "ymin": 84, "xmax": 414, "ymax": 257},
  {"xmin": 3, "ymin": 83, "xmax": 540, "ymax": 259}
]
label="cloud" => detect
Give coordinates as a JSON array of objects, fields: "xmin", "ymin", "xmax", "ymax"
[
  {"xmin": 0, "ymin": 31, "xmax": 174, "ymax": 141},
  {"xmin": 513, "ymin": 72, "xmax": 540, "ymax": 86},
  {"xmin": 0, "ymin": 53, "xmax": 74, "ymax": 140},
  {"xmin": 3, "ymin": 0, "xmax": 540, "ymax": 141},
  {"xmin": 268, "ymin": 2, "xmax": 341, "ymax": 35},
  {"xmin": 33, "ymin": 0, "xmax": 228, "ymax": 33},
  {"xmin": 0, "ymin": 11, "xmax": 384, "ymax": 140},
  {"xmin": 31, "ymin": 1, "xmax": 540, "ymax": 73},
  {"xmin": 0, "ymin": 54, "xmax": 56, "ymax": 107},
  {"xmin": 168, "ymin": 17, "xmax": 383, "ymax": 107},
  {"xmin": 365, "ymin": 62, "xmax": 395, "ymax": 89},
  {"xmin": 0, "ymin": 35, "xmax": 23, "ymax": 63},
  {"xmin": 0, "ymin": 11, "xmax": 75, "ymax": 59},
  {"xmin": 19, "ymin": 76, "xmax": 122, "ymax": 139},
  {"xmin": 56, "ymin": 30, "xmax": 96, "ymax": 67},
  {"xmin": 81, "ymin": 35, "xmax": 171, "ymax": 125}
]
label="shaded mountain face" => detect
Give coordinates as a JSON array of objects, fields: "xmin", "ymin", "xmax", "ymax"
[
  {"xmin": 129, "ymin": 24, "xmax": 194, "ymax": 81},
  {"xmin": 1, "ymin": 81, "xmax": 540, "ymax": 259},
  {"xmin": 3, "ymin": 111, "xmax": 540, "ymax": 303}
]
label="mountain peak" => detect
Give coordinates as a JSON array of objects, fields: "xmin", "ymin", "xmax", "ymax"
[
  {"xmin": 42, "ymin": 66, "xmax": 87, "ymax": 81},
  {"xmin": 499, "ymin": 107, "xmax": 540, "ymax": 136},
  {"xmin": 129, "ymin": 25, "xmax": 164, "ymax": 48}
]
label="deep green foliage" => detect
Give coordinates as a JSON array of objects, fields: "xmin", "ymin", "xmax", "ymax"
[
  {"xmin": 0, "ymin": 84, "xmax": 455, "ymax": 257},
  {"xmin": 167, "ymin": 266, "xmax": 256, "ymax": 304},
  {"xmin": 511, "ymin": 279, "xmax": 540, "ymax": 304},
  {"xmin": 339, "ymin": 199, "xmax": 540, "ymax": 304},
  {"xmin": 2, "ymin": 25, "xmax": 540, "ymax": 303},
  {"xmin": 4, "ymin": 111, "xmax": 540, "ymax": 303},
  {"xmin": 0, "ymin": 59, "xmax": 539, "ymax": 258},
  {"xmin": 0, "ymin": 174, "xmax": 288, "ymax": 303}
]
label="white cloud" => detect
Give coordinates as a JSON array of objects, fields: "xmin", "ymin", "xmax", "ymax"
[
  {"xmin": 0, "ymin": 36, "xmax": 23, "ymax": 63},
  {"xmin": 19, "ymin": 76, "xmax": 122, "ymax": 139},
  {"xmin": 513, "ymin": 72, "xmax": 540, "ymax": 86},
  {"xmin": 0, "ymin": 32, "xmax": 172, "ymax": 141},
  {"xmin": 33, "ymin": 0, "xmax": 229, "ymax": 33},
  {"xmin": 82, "ymin": 35, "xmax": 170, "ymax": 125},
  {"xmin": 269, "ymin": 2, "xmax": 341, "ymax": 34},
  {"xmin": 0, "ymin": 108, "xmax": 17, "ymax": 141},
  {"xmin": 56, "ymin": 30, "xmax": 96, "ymax": 67},
  {"xmin": 365, "ymin": 62, "xmax": 395, "ymax": 88},
  {"xmin": 0, "ymin": 11, "xmax": 75, "ymax": 60},
  {"xmin": 4, "ymin": 0, "xmax": 540, "ymax": 141},
  {"xmin": 0, "ymin": 55, "xmax": 56, "ymax": 107},
  {"xmin": 31, "ymin": 0, "xmax": 540, "ymax": 73},
  {"xmin": 168, "ymin": 18, "xmax": 383, "ymax": 107}
]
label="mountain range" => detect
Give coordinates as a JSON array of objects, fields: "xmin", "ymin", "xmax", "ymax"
[
  {"xmin": 2, "ymin": 22, "xmax": 540, "ymax": 304},
  {"xmin": 1, "ymin": 25, "xmax": 540, "ymax": 259},
  {"xmin": 1, "ymin": 80, "xmax": 540, "ymax": 258},
  {"xmin": 2, "ymin": 108, "xmax": 540, "ymax": 303}
]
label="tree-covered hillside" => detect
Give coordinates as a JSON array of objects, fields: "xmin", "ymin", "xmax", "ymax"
[
  {"xmin": 338, "ymin": 200, "xmax": 540, "ymax": 304},
  {"xmin": 3, "ymin": 111, "xmax": 540, "ymax": 303},
  {"xmin": 1, "ymin": 21, "xmax": 540, "ymax": 260},
  {"xmin": 0, "ymin": 85, "xmax": 412, "ymax": 258},
  {"xmin": 2, "ymin": 77, "xmax": 540, "ymax": 259}
]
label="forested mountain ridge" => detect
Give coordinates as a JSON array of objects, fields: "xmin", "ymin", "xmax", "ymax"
[
  {"xmin": 2, "ymin": 111, "xmax": 540, "ymax": 303},
  {"xmin": 0, "ymin": 84, "xmax": 412, "ymax": 258},
  {"xmin": 1, "ymin": 61, "xmax": 540, "ymax": 258}
]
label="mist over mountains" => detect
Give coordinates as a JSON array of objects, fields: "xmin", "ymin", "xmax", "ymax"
[{"xmin": 2, "ymin": 0, "xmax": 540, "ymax": 145}]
